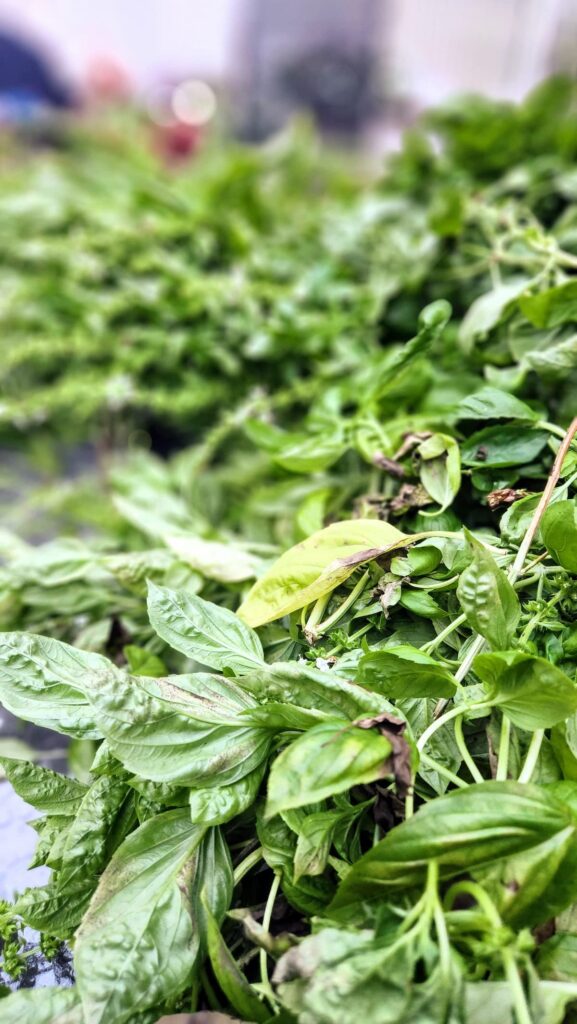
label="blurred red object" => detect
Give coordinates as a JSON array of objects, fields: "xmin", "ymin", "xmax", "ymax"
[
  {"xmin": 153, "ymin": 121, "xmax": 202, "ymax": 166},
  {"xmin": 86, "ymin": 56, "xmax": 132, "ymax": 102}
]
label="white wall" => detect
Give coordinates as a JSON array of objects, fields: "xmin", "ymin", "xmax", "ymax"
[
  {"xmin": 0, "ymin": 0, "xmax": 571, "ymax": 102},
  {"xmin": 0, "ymin": 0, "xmax": 242, "ymax": 89},
  {"xmin": 387, "ymin": 0, "xmax": 568, "ymax": 106}
]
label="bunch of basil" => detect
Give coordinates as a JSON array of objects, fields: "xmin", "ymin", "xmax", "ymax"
[{"xmin": 3, "ymin": 80, "xmax": 577, "ymax": 1024}]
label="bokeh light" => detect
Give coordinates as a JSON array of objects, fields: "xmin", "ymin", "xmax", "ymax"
[{"xmin": 171, "ymin": 79, "xmax": 217, "ymax": 125}]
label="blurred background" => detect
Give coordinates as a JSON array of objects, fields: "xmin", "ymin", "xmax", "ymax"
[{"xmin": 0, "ymin": 0, "xmax": 575, "ymax": 152}]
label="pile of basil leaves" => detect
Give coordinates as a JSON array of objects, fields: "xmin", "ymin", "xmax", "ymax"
[{"xmin": 3, "ymin": 77, "xmax": 577, "ymax": 1024}]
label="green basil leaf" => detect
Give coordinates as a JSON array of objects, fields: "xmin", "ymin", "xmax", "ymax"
[
  {"xmin": 476, "ymin": 824, "xmax": 577, "ymax": 928},
  {"xmin": 0, "ymin": 632, "xmax": 111, "ymax": 738},
  {"xmin": 0, "ymin": 987, "xmax": 83, "ymax": 1024},
  {"xmin": 147, "ymin": 581, "xmax": 264, "ymax": 674},
  {"xmin": 241, "ymin": 702, "xmax": 331, "ymax": 730},
  {"xmin": 461, "ymin": 425, "xmax": 549, "ymax": 468},
  {"xmin": 205, "ymin": 905, "xmax": 270, "ymax": 1023},
  {"xmin": 188, "ymin": 762, "xmax": 266, "ymax": 826},
  {"xmin": 541, "ymin": 499, "xmax": 577, "ymax": 572},
  {"xmin": 0, "ymin": 756, "xmax": 87, "ymax": 815},
  {"xmin": 74, "ymin": 809, "xmax": 207, "ymax": 1024},
  {"xmin": 474, "ymin": 651, "xmax": 577, "ymax": 729},
  {"xmin": 398, "ymin": 588, "xmax": 448, "ymax": 618},
  {"xmin": 466, "ymin": 979, "xmax": 577, "ymax": 1024},
  {"xmin": 256, "ymin": 810, "xmax": 333, "ymax": 915},
  {"xmin": 457, "ymin": 386, "xmax": 538, "ymax": 421},
  {"xmin": 417, "ymin": 432, "xmax": 461, "ymax": 512},
  {"xmin": 330, "ymin": 782, "xmax": 573, "ymax": 908},
  {"xmin": 57, "ymin": 776, "xmax": 129, "ymax": 893},
  {"xmin": 459, "ymin": 279, "xmax": 529, "ymax": 353},
  {"xmin": 89, "ymin": 669, "xmax": 271, "ymax": 786},
  {"xmin": 357, "ymin": 646, "xmax": 457, "ymax": 699},
  {"xmin": 266, "ymin": 721, "xmax": 392, "ymax": 817},
  {"xmin": 520, "ymin": 279, "xmax": 577, "ymax": 328},
  {"xmin": 537, "ymin": 933, "xmax": 577, "ymax": 982},
  {"xmin": 273, "ymin": 431, "xmax": 346, "ymax": 473},
  {"xmin": 293, "ymin": 808, "xmax": 362, "ymax": 880},
  {"xmin": 240, "ymin": 661, "xmax": 395, "ymax": 720},
  {"xmin": 525, "ymin": 335, "xmax": 577, "ymax": 379},
  {"xmin": 123, "ymin": 645, "xmax": 167, "ymax": 678},
  {"xmin": 237, "ymin": 519, "xmax": 408, "ymax": 627},
  {"xmin": 164, "ymin": 534, "xmax": 260, "ymax": 583},
  {"xmin": 193, "ymin": 826, "xmax": 234, "ymax": 956},
  {"xmin": 369, "ymin": 299, "xmax": 451, "ymax": 400},
  {"xmin": 457, "ymin": 531, "xmax": 520, "ymax": 650},
  {"xmin": 273, "ymin": 925, "xmax": 422, "ymax": 1024}
]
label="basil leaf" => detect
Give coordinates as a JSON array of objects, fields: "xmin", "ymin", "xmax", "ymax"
[
  {"xmin": 17, "ymin": 881, "xmax": 94, "ymax": 940},
  {"xmin": 369, "ymin": 299, "xmax": 451, "ymax": 400},
  {"xmin": 537, "ymin": 933, "xmax": 577, "ymax": 982},
  {"xmin": 457, "ymin": 386, "xmax": 538, "ymax": 421},
  {"xmin": 398, "ymin": 588, "xmax": 448, "ymax": 618},
  {"xmin": 417, "ymin": 432, "xmax": 461, "ymax": 511},
  {"xmin": 57, "ymin": 777, "xmax": 129, "ymax": 893},
  {"xmin": 147, "ymin": 581, "xmax": 264, "ymax": 674},
  {"xmin": 205, "ymin": 905, "xmax": 270, "ymax": 1023},
  {"xmin": 541, "ymin": 500, "xmax": 577, "ymax": 573},
  {"xmin": 330, "ymin": 782, "xmax": 573, "ymax": 908},
  {"xmin": 525, "ymin": 334, "xmax": 577, "ymax": 379},
  {"xmin": 240, "ymin": 661, "xmax": 395, "ymax": 720},
  {"xmin": 188, "ymin": 763, "xmax": 266, "ymax": 826},
  {"xmin": 294, "ymin": 806, "xmax": 364, "ymax": 880},
  {"xmin": 0, "ymin": 987, "xmax": 83, "ymax": 1024},
  {"xmin": 164, "ymin": 534, "xmax": 260, "ymax": 583},
  {"xmin": 89, "ymin": 669, "xmax": 271, "ymax": 786},
  {"xmin": 461, "ymin": 425, "xmax": 549, "ymax": 468},
  {"xmin": 474, "ymin": 651, "xmax": 577, "ymax": 729},
  {"xmin": 266, "ymin": 721, "xmax": 392, "ymax": 816},
  {"xmin": 237, "ymin": 518, "xmax": 408, "ymax": 627},
  {"xmin": 459, "ymin": 279, "xmax": 529, "ymax": 353},
  {"xmin": 193, "ymin": 826, "xmax": 234, "ymax": 956},
  {"xmin": 357, "ymin": 646, "xmax": 457, "ymax": 699},
  {"xmin": 0, "ymin": 632, "xmax": 111, "ymax": 738},
  {"xmin": 457, "ymin": 532, "xmax": 520, "ymax": 650},
  {"xmin": 520, "ymin": 279, "xmax": 577, "ymax": 328},
  {"xmin": 273, "ymin": 431, "xmax": 346, "ymax": 473},
  {"xmin": 476, "ymin": 825, "xmax": 577, "ymax": 928},
  {"xmin": 74, "ymin": 810, "xmax": 208, "ymax": 1024},
  {"xmin": 0, "ymin": 756, "xmax": 87, "ymax": 815}
]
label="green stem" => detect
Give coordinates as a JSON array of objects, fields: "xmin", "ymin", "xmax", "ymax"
[
  {"xmin": 313, "ymin": 570, "xmax": 370, "ymax": 637},
  {"xmin": 496, "ymin": 715, "xmax": 511, "ymax": 781},
  {"xmin": 260, "ymin": 873, "xmax": 281, "ymax": 999},
  {"xmin": 433, "ymin": 900, "xmax": 453, "ymax": 980},
  {"xmin": 418, "ymin": 702, "xmax": 490, "ymax": 753},
  {"xmin": 303, "ymin": 592, "xmax": 331, "ymax": 637},
  {"xmin": 518, "ymin": 730, "xmax": 544, "ymax": 784},
  {"xmin": 419, "ymin": 752, "xmax": 468, "ymax": 789},
  {"xmin": 405, "ymin": 785, "xmax": 415, "ymax": 820},
  {"xmin": 518, "ymin": 590, "xmax": 563, "ymax": 647},
  {"xmin": 502, "ymin": 948, "xmax": 532, "ymax": 1024},
  {"xmin": 453, "ymin": 715, "xmax": 484, "ymax": 783},
  {"xmin": 537, "ymin": 419, "xmax": 569, "ymax": 441},
  {"xmin": 422, "ymin": 612, "xmax": 467, "ymax": 656},
  {"xmin": 443, "ymin": 880, "xmax": 502, "ymax": 929},
  {"xmin": 233, "ymin": 846, "xmax": 263, "ymax": 885},
  {"xmin": 509, "ymin": 416, "xmax": 577, "ymax": 584}
]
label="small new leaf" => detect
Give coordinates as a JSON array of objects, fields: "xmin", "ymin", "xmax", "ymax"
[{"xmin": 457, "ymin": 531, "xmax": 520, "ymax": 650}]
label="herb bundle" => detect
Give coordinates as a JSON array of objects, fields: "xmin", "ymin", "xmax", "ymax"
[{"xmin": 3, "ymin": 81, "xmax": 577, "ymax": 1024}]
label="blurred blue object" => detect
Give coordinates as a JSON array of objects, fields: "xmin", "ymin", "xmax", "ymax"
[{"xmin": 0, "ymin": 29, "xmax": 74, "ymax": 122}]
